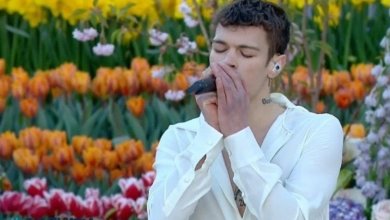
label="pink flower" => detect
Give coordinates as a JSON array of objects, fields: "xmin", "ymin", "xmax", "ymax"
[
  {"xmin": 0, "ymin": 192, "xmax": 31, "ymax": 215},
  {"xmin": 67, "ymin": 195, "xmax": 87, "ymax": 218},
  {"xmin": 29, "ymin": 196, "xmax": 50, "ymax": 219},
  {"xmin": 85, "ymin": 188, "xmax": 100, "ymax": 199},
  {"xmin": 165, "ymin": 89, "xmax": 185, "ymax": 101},
  {"xmin": 176, "ymin": 36, "xmax": 197, "ymax": 55},
  {"xmin": 112, "ymin": 195, "xmax": 135, "ymax": 219},
  {"xmin": 44, "ymin": 189, "xmax": 68, "ymax": 216},
  {"xmin": 149, "ymin": 29, "xmax": 169, "ymax": 46},
  {"xmin": 134, "ymin": 197, "xmax": 147, "ymax": 219},
  {"xmin": 118, "ymin": 177, "xmax": 145, "ymax": 200},
  {"xmin": 92, "ymin": 43, "xmax": 115, "ymax": 56},
  {"xmin": 142, "ymin": 171, "xmax": 156, "ymax": 189},
  {"xmin": 24, "ymin": 177, "xmax": 47, "ymax": 197},
  {"xmin": 372, "ymin": 200, "xmax": 390, "ymax": 220},
  {"xmin": 72, "ymin": 28, "xmax": 98, "ymax": 42},
  {"xmin": 84, "ymin": 197, "xmax": 103, "ymax": 218},
  {"xmin": 101, "ymin": 195, "xmax": 114, "ymax": 214}
]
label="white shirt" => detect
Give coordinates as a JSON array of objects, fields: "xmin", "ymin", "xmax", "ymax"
[{"xmin": 147, "ymin": 93, "xmax": 343, "ymax": 220}]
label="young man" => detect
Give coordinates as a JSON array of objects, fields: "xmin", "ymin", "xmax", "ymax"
[{"xmin": 147, "ymin": 0, "xmax": 343, "ymax": 219}]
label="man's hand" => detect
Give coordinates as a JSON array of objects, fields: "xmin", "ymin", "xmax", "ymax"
[{"xmin": 211, "ymin": 63, "xmax": 250, "ymax": 137}]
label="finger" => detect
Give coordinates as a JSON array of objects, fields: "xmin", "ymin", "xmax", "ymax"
[
  {"xmin": 216, "ymin": 75, "xmax": 227, "ymax": 108},
  {"xmin": 218, "ymin": 63, "xmax": 246, "ymax": 94},
  {"xmin": 212, "ymin": 63, "xmax": 235, "ymax": 104}
]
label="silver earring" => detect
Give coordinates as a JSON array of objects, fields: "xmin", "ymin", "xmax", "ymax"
[{"xmin": 272, "ymin": 62, "xmax": 281, "ymax": 73}]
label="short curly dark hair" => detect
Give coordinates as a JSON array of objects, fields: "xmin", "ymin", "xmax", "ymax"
[{"xmin": 212, "ymin": 0, "xmax": 290, "ymax": 61}]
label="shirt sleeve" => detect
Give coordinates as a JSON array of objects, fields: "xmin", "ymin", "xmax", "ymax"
[
  {"xmin": 224, "ymin": 115, "xmax": 343, "ymax": 219},
  {"xmin": 147, "ymin": 118, "xmax": 224, "ymax": 220}
]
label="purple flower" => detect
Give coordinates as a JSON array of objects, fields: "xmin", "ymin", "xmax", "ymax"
[
  {"xmin": 329, "ymin": 197, "xmax": 366, "ymax": 220},
  {"xmin": 92, "ymin": 43, "xmax": 115, "ymax": 56}
]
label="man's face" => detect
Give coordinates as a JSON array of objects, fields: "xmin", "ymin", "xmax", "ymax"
[{"xmin": 210, "ymin": 24, "xmax": 272, "ymax": 101}]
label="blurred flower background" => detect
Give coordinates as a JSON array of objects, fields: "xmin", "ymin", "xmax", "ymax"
[{"xmin": 0, "ymin": 0, "xmax": 389, "ymax": 219}]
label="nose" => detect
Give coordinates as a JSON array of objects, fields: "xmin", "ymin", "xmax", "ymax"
[{"xmin": 221, "ymin": 50, "xmax": 237, "ymax": 69}]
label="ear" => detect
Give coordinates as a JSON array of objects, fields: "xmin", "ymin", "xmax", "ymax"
[{"xmin": 267, "ymin": 54, "xmax": 287, "ymax": 79}]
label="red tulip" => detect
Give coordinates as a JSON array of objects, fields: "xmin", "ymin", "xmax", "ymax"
[
  {"xmin": 113, "ymin": 196, "xmax": 135, "ymax": 219},
  {"xmin": 29, "ymin": 196, "xmax": 50, "ymax": 219},
  {"xmin": 118, "ymin": 177, "xmax": 145, "ymax": 200},
  {"xmin": 0, "ymin": 192, "xmax": 31, "ymax": 215},
  {"xmin": 24, "ymin": 177, "xmax": 47, "ymax": 197},
  {"xmin": 44, "ymin": 189, "xmax": 68, "ymax": 215},
  {"xmin": 142, "ymin": 171, "xmax": 156, "ymax": 190},
  {"xmin": 134, "ymin": 197, "xmax": 147, "ymax": 219},
  {"xmin": 68, "ymin": 195, "xmax": 86, "ymax": 218},
  {"xmin": 85, "ymin": 197, "xmax": 103, "ymax": 218}
]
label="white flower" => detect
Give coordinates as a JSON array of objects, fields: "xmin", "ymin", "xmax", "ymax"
[
  {"xmin": 385, "ymin": 53, "xmax": 390, "ymax": 65},
  {"xmin": 375, "ymin": 106, "xmax": 386, "ymax": 118},
  {"xmin": 151, "ymin": 67, "xmax": 166, "ymax": 79},
  {"xmin": 179, "ymin": 1, "xmax": 192, "ymax": 14},
  {"xmin": 148, "ymin": 29, "xmax": 169, "ymax": 46},
  {"xmin": 184, "ymin": 15, "xmax": 199, "ymax": 28},
  {"xmin": 177, "ymin": 36, "xmax": 197, "ymax": 55},
  {"xmin": 371, "ymin": 64, "xmax": 383, "ymax": 77},
  {"xmin": 164, "ymin": 90, "xmax": 185, "ymax": 101},
  {"xmin": 372, "ymin": 200, "xmax": 390, "ymax": 220},
  {"xmin": 343, "ymin": 137, "xmax": 362, "ymax": 164},
  {"xmin": 379, "ymin": 37, "xmax": 388, "ymax": 48},
  {"xmin": 364, "ymin": 92, "xmax": 378, "ymax": 107},
  {"xmin": 383, "ymin": 86, "xmax": 390, "ymax": 99},
  {"xmin": 93, "ymin": 43, "xmax": 115, "ymax": 56},
  {"xmin": 72, "ymin": 28, "xmax": 98, "ymax": 42},
  {"xmin": 377, "ymin": 75, "xmax": 389, "ymax": 87}
]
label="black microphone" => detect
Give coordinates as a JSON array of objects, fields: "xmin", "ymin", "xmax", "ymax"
[{"xmin": 186, "ymin": 75, "xmax": 216, "ymax": 95}]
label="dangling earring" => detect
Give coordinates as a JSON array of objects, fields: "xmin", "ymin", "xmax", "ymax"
[{"xmin": 267, "ymin": 75, "xmax": 272, "ymax": 87}]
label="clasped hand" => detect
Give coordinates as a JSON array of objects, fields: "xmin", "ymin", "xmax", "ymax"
[{"xmin": 195, "ymin": 63, "xmax": 250, "ymax": 137}]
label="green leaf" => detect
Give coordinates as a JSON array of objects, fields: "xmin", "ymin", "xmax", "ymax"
[
  {"xmin": 125, "ymin": 112, "xmax": 147, "ymax": 145},
  {"xmin": 108, "ymin": 98, "xmax": 130, "ymax": 139},
  {"xmin": 5, "ymin": 25, "xmax": 30, "ymax": 38},
  {"xmin": 36, "ymin": 106, "xmax": 49, "ymax": 129},
  {"xmin": 334, "ymin": 168, "xmax": 354, "ymax": 196},
  {"xmin": 80, "ymin": 108, "xmax": 104, "ymax": 135},
  {"xmin": 59, "ymin": 99, "xmax": 80, "ymax": 138}
]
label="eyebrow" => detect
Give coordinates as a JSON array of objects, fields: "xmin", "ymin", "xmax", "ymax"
[{"xmin": 212, "ymin": 39, "xmax": 260, "ymax": 51}]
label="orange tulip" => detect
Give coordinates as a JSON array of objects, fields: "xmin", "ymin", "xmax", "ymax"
[
  {"xmin": 110, "ymin": 169, "xmax": 124, "ymax": 182},
  {"xmin": 131, "ymin": 57, "xmax": 150, "ymax": 74},
  {"xmin": 348, "ymin": 80, "xmax": 366, "ymax": 101},
  {"xmin": 315, "ymin": 101, "xmax": 326, "ymax": 113},
  {"xmin": 19, "ymin": 98, "xmax": 39, "ymax": 118},
  {"xmin": 343, "ymin": 123, "xmax": 366, "ymax": 138},
  {"xmin": 138, "ymin": 70, "xmax": 153, "ymax": 93},
  {"xmin": 92, "ymin": 73, "xmax": 109, "ymax": 99},
  {"xmin": 321, "ymin": 72, "xmax": 338, "ymax": 95},
  {"xmin": 173, "ymin": 73, "xmax": 189, "ymax": 90},
  {"xmin": 151, "ymin": 77, "xmax": 169, "ymax": 97},
  {"xmin": 120, "ymin": 69, "xmax": 140, "ymax": 96},
  {"xmin": 102, "ymin": 150, "xmax": 118, "ymax": 170},
  {"xmin": 51, "ymin": 145, "xmax": 75, "ymax": 171},
  {"xmin": 333, "ymin": 71, "xmax": 351, "ymax": 88},
  {"xmin": 126, "ymin": 96, "xmax": 145, "ymax": 117},
  {"xmin": 94, "ymin": 138, "xmax": 112, "ymax": 151},
  {"xmin": 94, "ymin": 167, "xmax": 105, "ymax": 180},
  {"xmin": 182, "ymin": 61, "xmax": 198, "ymax": 76},
  {"xmin": 11, "ymin": 67, "xmax": 29, "ymax": 85},
  {"xmin": 0, "ymin": 59, "xmax": 5, "ymax": 75},
  {"xmin": 0, "ymin": 132, "xmax": 16, "ymax": 159},
  {"xmin": 0, "ymin": 97, "xmax": 6, "ymax": 113},
  {"xmin": 28, "ymin": 72, "xmax": 50, "ymax": 100},
  {"xmin": 72, "ymin": 71, "xmax": 90, "ymax": 94},
  {"xmin": 41, "ymin": 155, "xmax": 53, "ymax": 171},
  {"xmin": 116, "ymin": 139, "xmax": 145, "ymax": 164},
  {"xmin": 82, "ymin": 147, "xmax": 103, "ymax": 168},
  {"xmin": 42, "ymin": 130, "xmax": 67, "ymax": 150},
  {"xmin": 351, "ymin": 63, "xmax": 375, "ymax": 86},
  {"xmin": 12, "ymin": 81, "xmax": 26, "ymax": 100},
  {"xmin": 72, "ymin": 136, "xmax": 94, "ymax": 155},
  {"xmin": 133, "ymin": 152, "xmax": 154, "ymax": 175},
  {"xmin": 334, "ymin": 88, "xmax": 354, "ymax": 109},
  {"xmin": 19, "ymin": 127, "xmax": 42, "ymax": 150},
  {"xmin": 13, "ymin": 148, "xmax": 39, "ymax": 174},
  {"xmin": 0, "ymin": 75, "xmax": 11, "ymax": 97},
  {"xmin": 1, "ymin": 177, "xmax": 12, "ymax": 191},
  {"xmin": 71, "ymin": 162, "xmax": 91, "ymax": 184},
  {"xmin": 50, "ymin": 63, "xmax": 77, "ymax": 92}
]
